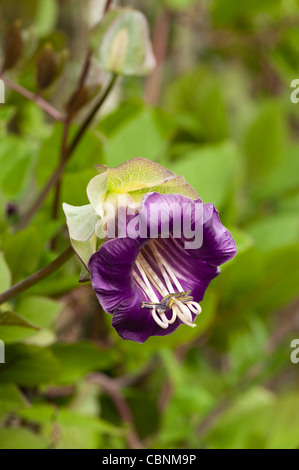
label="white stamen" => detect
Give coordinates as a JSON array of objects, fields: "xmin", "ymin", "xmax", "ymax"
[
  {"xmin": 138, "ymin": 253, "xmax": 168, "ymax": 297},
  {"xmin": 172, "ymin": 304, "xmax": 196, "ymax": 328},
  {"xmin": 150, "ymin": 243, "xmax": 174, "ymax": 293},
  {"xmin": 168, "ymin": 308, "xmax": 177, "ymax": 325},
  {"xmin": 187, "ymin": 302, "xmax": 202, "ymax": 315},
  {"xmin": 152, "ymin": 241, "xmax": 184, "ymax": 292},
  {"xmin": 173, "ymin": 299, "xmax": 193, "ymax": 323},
  {"xmin": 133, "ymin": 241, "xmax": 202, "ymax": 330},
  {"xmin": 134, "ymin": 261, "xmax": 159, "ymax": 303},
  {"xmin": 152, "ymin": 308, "xmax": 168, "ymax": 329},
  {"xmin": 133, "ymin": 270, "xmax": 156, "ymax": 304}
]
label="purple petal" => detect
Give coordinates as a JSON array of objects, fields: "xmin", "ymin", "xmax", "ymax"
[{"xmin": 89, "ymin": 192, "xmax": 237, "ymax": 342}]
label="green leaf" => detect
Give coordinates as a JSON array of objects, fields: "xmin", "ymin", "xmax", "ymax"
[
  {"xmin": 19, "ymin": 102, "xmax": 51, "ymax": 140},
  {"xmin": 61, "ymin": 168, "xmax": 99, "ymax": 208},
  {"xmin": 206, "ymin": 390, "xmax": 299, "ymax": 449},
  {"xmin": 162, "ymin": 142, "xmax": 240, "ymax": 208},
  {"xmin": 212, "ymin": 0, "xmax": 282, "ymax": 26},
  {"xmin": 18, "ymin": 403, "xmax": 120, "ymax": 449},
  {"xmin": 204, "ymin": 387, "xmax": 274, "ymax": 449},
  {"xmin": 0, "ymin": 252, "xmax": 11, "ymax": 293},
  {"xmin": 221, "ymin": 245, "xmax": 299, "ymax": 317},
  {"xmin": 218, "ymin": 247, "xmax": 265, "ymax": 307},
  {"xmin": 49, "ymin": 409, "xmax": 119, "ymax": 449},
  {"xmin": 0, "ymin": 322, "xmax": 40, "ymax": 344},
  {"xmin": 252, "ymin": 145, "xmax": 299, "ymax": 202},
  {"xmin": 0, "ymin": 135, "xmax": 37, "ymax": 199},
  {"xmin": 264, "ymin": 394, "xmax": 299, "ymax": 449},
  {"xmin": 2, "ymin": 227, "xmax": 43, "ymax": 281},
  {"xmin": 0, "ymin": 106, "xmax": 16, "ymax": 135},
  {"xmin": 0, "ymin": 310, "xmax": 39, "ymax": 330},
  {"xmin": 228, "ymin": 314, "xmax": 269, "ymax": 376},
  {"xmin": 17, "ymin": 296, "xmax": 62, "ymax": 329},
  {"xmin": 164, "ymin": 67, "xmax": 228, "ymax": 142},
  {"xmin": 18, "ymin": 403, "xmax": 57, "ymax": 425},
  {"xmin": 0, "ymin": 344, "xmax": 60, "ymax": 387},
  {"xmin": 255, "ymin": 244, "xmax": 299, "ymax": 313},
  {"xmin": 100, "ymin": 99, "xmax": 143, "ymax": 136},
  {"xmin": 243, "ymin": 101, "xmax": 287, "ymax": 181},
  {"xmin": 0, "ymin": 296, "xmax": 60, "ymax": 345},
  {"xmin": 228, "ymin": 227, "xmax": 254, "ymax": 256},
  {"xmin": 246, "ymin": 213, "xmax": 299, "ymax": 252},
  {"xmin": 25, "ymin": 329, "xmax": 56, "ymax": 347},
  {"xmin": 162, "ymin": 0, "xmax": 197, "ymax": 10},
  {"xmin": 0, "ymin": 0, "xmax": 56, "ymax": 34},
  {"xmin": 34, "ymin": 0, "xmax": 58, "ymax": 35},
  {"xmin": 102, "ymin": 108, "xmax": 175, "ymax": 167},
  {"xmin": 27, "ymin": 274, "xmax": 79, "ymax": 297},
  {"xmin": 0, "ymin": 384, "xmax": 27, "ymax": 423},
  {"xmin": 90, "ymin": 8, "xmax": 156, "ymax": 76},
  {"xmin": 36, "ymin": 123, "xmax": 104, "ymax": 192},
  {"xmin": 0, "ymin": 428, "xmax": 47, "ymax": 449},
  {"xmin": 50, "ymin": 341, "xmax": 118, "ymax": 385}
]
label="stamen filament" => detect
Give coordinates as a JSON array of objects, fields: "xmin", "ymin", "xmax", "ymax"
[
  {"xmin": 152, "ymin": 308, "xmax": 168, "ymax": 329},
  {"xmin": 187, "ymin": 302, "xmax": 202, "ymax": 315},
  {"xmin": 133, "ymin": 240, "xmax": 202, "ymax": 330},
  {"xmin": 138, "ymin": 253, "xmax": 168, "ymax": 297},
  {"xmin": 134, "ymin": 260, "xmax": 159, "ymax": 302},
  {"xmin": 150, "ymin": 243, "xmax": 174, "ymax": 293},
  {"xmin": 133, "ymin": 270, "xmax": 157, "ymax": 303},
  {"xmin": 152, "ymin": 240, "xmax": 184, "ymax": 292}
]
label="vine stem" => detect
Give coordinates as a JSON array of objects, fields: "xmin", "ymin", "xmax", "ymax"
[
  {"xmin": 67, "ymin": 73, "xmax": 117, "ymax": 157},
  {"xmin": 0, "ymin": 247, "xmax": 74, "ymax": 306},
  {"xmin": 0, "ymin": 75, "xmax": 64, "ymax": 122},
  {"xmin": 51, "ymin": 118, "xmax": 71, "ymax": 222},
  {"xmin": 50, "ymin": 118, "xmax": 71, "ymax": 250},
  {"xmin": 89, "ymin": 373, "xmax": 144, "ymax": 449},
  {"xmin": 16, "ymin": 73, "xmax": 118, "ymax": 232}
]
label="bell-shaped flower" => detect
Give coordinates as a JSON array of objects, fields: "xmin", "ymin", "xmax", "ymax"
[{"xmin": 88, "ymin": 192, "xmax": 237, "ymax": 343}]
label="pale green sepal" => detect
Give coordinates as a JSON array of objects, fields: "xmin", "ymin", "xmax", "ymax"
[
  {"xmin": 71, "ymin": 233, "xmax": 98, "ymax": 271},
  {"xmin": 79, "ymin": 265, "xmax": 91, "ymax": 283},
  {"xmin": 62, "ymin": 203, "xmax": 100, "ymax": 242},
  {"xmin": 86, "ymin": 167, "xmax": 108, "ymax": 217}
]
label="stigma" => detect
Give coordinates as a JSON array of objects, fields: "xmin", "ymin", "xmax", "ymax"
[{"xmin": 133, "ymin": 239, "xmax": 202, "ymax": 329}]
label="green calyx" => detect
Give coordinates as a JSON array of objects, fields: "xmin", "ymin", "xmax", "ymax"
[{"xmin": 63, "ymin": 157, "xmax": 199, "ymax": 281}]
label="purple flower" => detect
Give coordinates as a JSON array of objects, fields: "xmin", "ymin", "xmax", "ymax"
[{"xmin": 89, "ymin": 192, "xmax": 237, "ymax": 343}]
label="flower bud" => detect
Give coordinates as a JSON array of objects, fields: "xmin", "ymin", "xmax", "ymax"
[
  {"xmin": 2, "ymin": 20, "xmax": 23, "ymax": 71},
  {"xmin": 36, "ymin": 44, "xmax": 57, "ymax": 91},
  {"xmin": 90, "ymin": 8, "xmax": 156, "ymax": 76},
  {"xmin": 65, "ymin": 84, "xmax": 102, "ymax": 118}
]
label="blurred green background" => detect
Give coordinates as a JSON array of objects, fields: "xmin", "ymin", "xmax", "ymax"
[{"xmin": 0, "ymin": 0, "xmax": 299, "ymax": 449}]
